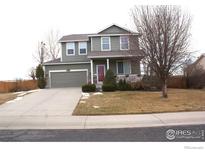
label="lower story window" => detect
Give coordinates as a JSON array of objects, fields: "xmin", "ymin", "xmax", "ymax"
[
  {"xmin": 117, "ymin": 62, "xmax": 124, "ymax": 74},
  {"xmin": 117, "ymin": 60, "xmax": 131, "ymax": 74}
]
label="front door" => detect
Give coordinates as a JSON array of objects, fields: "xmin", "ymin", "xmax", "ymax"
[{"xmin": 97, "ymin": 65, "xmax": 105, "ymax": 83}]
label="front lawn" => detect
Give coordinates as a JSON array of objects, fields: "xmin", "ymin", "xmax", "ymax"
[
  {"xmin": 73, "ymin": 89, "xmax": 205, "ymax": 115},
  {"xmin": 0, "ymin": 93, "xmax": 18, "ymax": 105}
]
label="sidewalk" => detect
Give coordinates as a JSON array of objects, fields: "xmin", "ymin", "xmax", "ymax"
[{"xmin": 0, "ymin": 111, "xmax": 205, "ymax": 129}]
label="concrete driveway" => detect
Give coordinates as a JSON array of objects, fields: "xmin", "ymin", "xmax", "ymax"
[{"xmin": 0, "ymin": 88, "xmax": 85, "ymax": 129}]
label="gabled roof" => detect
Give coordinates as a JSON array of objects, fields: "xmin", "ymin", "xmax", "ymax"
[
  {"xmin": 59, "ymin": 24, "xmax": 139, "ymax": 42},
  {"xmin": 59, "ymin": 34, "xmax": 90, "ymax": 43},
  {"xmin": 97, "ymin": 24, "xmax": 136, "ymax": 34},
  {"xmin": 185, "ymin": 53, "xmax": 205, "ymax": 74}
]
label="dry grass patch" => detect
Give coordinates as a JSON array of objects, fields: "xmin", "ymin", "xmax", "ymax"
[
  {"xmin": 73, "ymin": 89, "xmax": 205, "ymax": 115},
  {"xmin": 0, "ymin": 93, "xmax": 18, "ymax": 105}
]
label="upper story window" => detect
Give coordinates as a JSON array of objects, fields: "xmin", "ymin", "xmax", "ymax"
[
  {"xmin": 66, "ymin": 42, "xmax": 75, "ymax": 56},
  {"xmin": 78, "ymin": 42, "xmax": 87, "ymax": 55},
  {"xmin": 101, "ymin": 37, "xmax": 111, "ymax": 51},
  {"xmin": 120, "ymin": 36, "xmax": 129, "ymax": 50}
]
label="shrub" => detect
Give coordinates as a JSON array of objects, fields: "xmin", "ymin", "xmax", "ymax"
[
  {"xmin": 103, "ymin": 69, "xmax": 116, "ymax": 86},
  {"xmin": 36, "ymin": 64, "xmax": 46, "ymax": 89},
  {"xmin": 187, "ymin": 67, "xmax": 205, "ymax": 89},
  {"xmin": 102, "ymin": 84, "xmax": 116, "ymax": 92},
  {"xmin": 141, "ymin": 75, "xmax": 161, "ymax": 90},
  {"xmin": 82, "ymin": 84, "xmax": 96, "ymax": 92},
  {"xmin": 117, "ymin": 79, "xmax": 132, "ymax": 91},
  {"xmin": 37, "ymin": 78, "xmax": 46, "ymax": 89},
  {"xmin": 102, "ymin": 69, "xmax": 117, "ymax": 91},
  {"xmin": 131, "ymin": 81, "xmax": 145, "ymax": 90}
]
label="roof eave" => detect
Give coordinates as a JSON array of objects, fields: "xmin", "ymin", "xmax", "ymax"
[
  {"xmin": 59, "ymin": 39, "xmax": 89, "ymax": 43},
  {"xmin": 87, "ymin": 55, "xmax": 141, "ymax": 59}
]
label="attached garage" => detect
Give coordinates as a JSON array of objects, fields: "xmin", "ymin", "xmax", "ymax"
[{"xmin": 49, "ymin": 70, "xmax": 88, "ymax": 88}]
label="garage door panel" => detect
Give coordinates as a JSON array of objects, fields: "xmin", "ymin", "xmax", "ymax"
[{"xmin": 51, "ymin": 71, "xmax": 87, "ymax": 88}]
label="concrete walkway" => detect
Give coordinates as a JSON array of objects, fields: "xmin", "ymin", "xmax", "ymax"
[{"xmin": 0, "ymin": 88, "xmax": 205, "ymax": 129}]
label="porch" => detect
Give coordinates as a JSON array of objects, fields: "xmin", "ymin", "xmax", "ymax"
[{"xmin": 90, "ymin": 58, "xmax": 142, "ymax": 85}]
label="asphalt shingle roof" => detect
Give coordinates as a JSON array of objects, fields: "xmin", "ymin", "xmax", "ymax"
[{"xmin": 59, "ymin": 34, "xmax": 90, "ymax": 42}]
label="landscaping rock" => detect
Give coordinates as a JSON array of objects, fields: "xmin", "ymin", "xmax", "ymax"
[
  {"xmin": 93, "ymin": 92, "xmax": 103, "ymax": 95},
  {"xmin": 93, "ymin": 105, "xmax": 100, "ymax": 109},
  {"xmin": 79, "ymin": 101, "xmax": 86, "ymax": 104}
]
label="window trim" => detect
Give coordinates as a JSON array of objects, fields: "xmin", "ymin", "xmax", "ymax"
[
  {"xmin": 101, "ymin": 37, "xmax": 111, "ymax": 51},
  {"xmin": 116, "ymin": 60, "xmax": 131, "ymax": 74},
  {"xmin": 120, "ymin": 36, "xmax": 129, "ymax": 50},
  {"xmin": 66, "ymin": 42, "xmax": 75, "ymax": 56},
  {"xmin": 78, "ymin": 42, "xmax": 87, "ymax": 55}
]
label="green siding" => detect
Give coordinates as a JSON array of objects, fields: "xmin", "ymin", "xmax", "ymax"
[
  {"xmin": 91, "ymin": 36, "xmax": 120, "ymax": 51},
  {"xmin": 61, "ymin": 42, "xmax": 91, "ymax": 62},
  {"xmin": 91, "ymin": 37, "xmax": 101, "ymax": 51}
]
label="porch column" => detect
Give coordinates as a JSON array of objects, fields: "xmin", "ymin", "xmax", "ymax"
[
  {"xmin": 90, "ymin": 59, "xmax": 94, "ymax": 84},
  {"xmin": 106, "ymin": 58, "xmax": 109, "ymax": 70}
]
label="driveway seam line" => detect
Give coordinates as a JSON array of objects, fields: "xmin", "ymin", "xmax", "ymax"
[
  {"xmin": 83, "ymin": 116, "xmax": 88, "ymax": 129},
  {"xmin": 152, "ymin": 114, "xmax": 166, "ymax": 125}
]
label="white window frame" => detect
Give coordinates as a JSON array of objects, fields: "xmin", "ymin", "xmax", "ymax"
[
  {"xmin": 78, "ymin": 42, "xmax": 87, "ymax": 55},
  {"xmin": 101, "ymin": 37, "xmax": 111, "ymax": 51},
  {"xmin": 66, "ymin": 42, "xmax": 75, "ymax": 56},
  {"xmin": 120, "ymin": 36, "xmax": 129, "ymax": 50},
  {"xmin": 116, "ymin": 60, "xmax": 131, "ymax": 74}
]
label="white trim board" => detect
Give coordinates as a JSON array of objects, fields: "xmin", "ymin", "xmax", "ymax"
[
  {"xmin": 59, "ymin": 39, "xmax": 89, "ymax": 43},
  {"xmin": 88, "ymin": 33, "xmax": 139, "ymax": 37},
  {"xmin": 87, "ymin": 55, "xmax": 136, "ymax": 59},
  {"xmin": 44, "ymin": 61, "xmax": 91, "ymax": 66}
]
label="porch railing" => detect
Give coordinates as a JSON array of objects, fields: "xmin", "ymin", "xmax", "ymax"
[{"xmin": 116, "ymin": 74, "xmax": 142, "ymax": 83}]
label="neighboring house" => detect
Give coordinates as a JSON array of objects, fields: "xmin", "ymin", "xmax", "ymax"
[
  {"xmin": 43, "ymin": 24, "xmax": 143, "ymax": 88},
  {"xmin": 185, "ymin": 53, "xmax": 205, "ymax": 76}
]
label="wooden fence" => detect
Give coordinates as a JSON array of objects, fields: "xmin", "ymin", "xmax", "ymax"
[
  {"xmin": 168, "ymin": 76, "xmax": 187, "ymax": 89},
  {"xmin": 0, "ymin": 80, "xmax": 38, "ymax": 93}
]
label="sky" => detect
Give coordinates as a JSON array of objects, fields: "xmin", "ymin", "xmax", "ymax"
[{"xmin": 0, "ymin": 0, "xmax": 205, "ymax": 80}]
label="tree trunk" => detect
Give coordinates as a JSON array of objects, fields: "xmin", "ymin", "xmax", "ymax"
[{"xmin": 162, "ymin": 79, "xmax": 168, "ymax": 98}]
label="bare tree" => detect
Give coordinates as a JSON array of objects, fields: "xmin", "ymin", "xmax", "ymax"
[
  {"xmin": 132, "ymin": 5, "xmax": 191, "ymax": 98},
  {"xmin": 28, "ymin": 67, "xmax": 36, "ymax": 80},
  {"xmin": 33, "ymin": 41, "xmax": 49, "ymax": 64},
  {"xmin": 46, "ymin": 30, "xmax": 60, "ymax": 60}
]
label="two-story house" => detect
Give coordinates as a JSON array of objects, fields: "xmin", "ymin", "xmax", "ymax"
[{"xmin": 43, "ymin": 24, "xmax": 143, "ymax": 88}]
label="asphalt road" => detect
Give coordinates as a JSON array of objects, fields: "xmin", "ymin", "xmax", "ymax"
[{"xmin": 0, "ymin": 124, "xmax": 204, "ymax": 142}]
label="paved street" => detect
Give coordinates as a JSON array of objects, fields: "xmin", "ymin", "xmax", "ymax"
[{"xmin": 0, "ymin": 124, "xmax": 204, "ymax": 141}]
